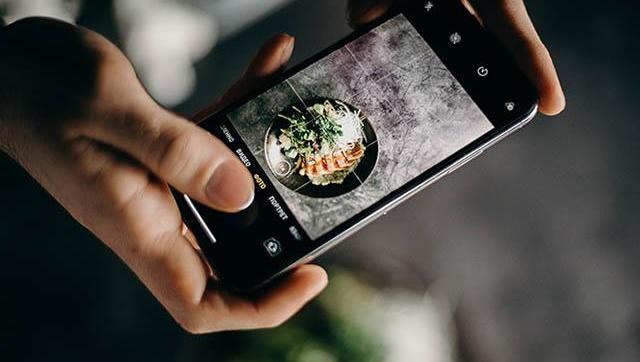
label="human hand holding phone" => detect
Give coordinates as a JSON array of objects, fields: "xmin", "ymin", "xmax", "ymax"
[
  {"xmin": 0, "ymin": 19, "xmax": 327, "ymax": 333},
  {"xmin": 0, "ymin": 0, "xmax": 566, "ymax": 334},
  {"xmin": 347, "ymin": 0, "xmax": 565, "ymax": 116}
]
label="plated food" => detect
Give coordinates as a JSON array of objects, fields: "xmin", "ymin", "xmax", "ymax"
[
  {"xmin": 265, "ymin": 98, "xmax": 378, "ymax": 197},
  {"xmin": 278, "ymin": 100, "xmax": 366, "ymax": 186}
]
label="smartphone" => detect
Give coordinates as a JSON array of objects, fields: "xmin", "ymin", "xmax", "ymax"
[{"xmin": 175, "ymin": 0, "xmax": 538, "ymax": 291}]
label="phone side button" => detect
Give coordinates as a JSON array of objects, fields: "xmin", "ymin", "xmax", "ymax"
[{"xmin": 446, "ymin": 150, "xmax": 483, "ymax": 175}]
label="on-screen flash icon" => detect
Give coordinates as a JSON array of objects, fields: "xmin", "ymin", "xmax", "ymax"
[{"xmin": 425, "ymin": 2, "xmax": 434, "ymax": 12}]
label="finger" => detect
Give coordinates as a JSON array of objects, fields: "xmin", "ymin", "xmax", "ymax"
[
  {"xmin": 75, "ymin": 100, "xmax": 254, "ymax": 213},
  {"xmin": 120, "ymin": 226, "xmax": 212, "ymax": 324},
  {"xmin": 40, "ymin": 126, "xmax": 215, "ymax": 332},
  {"xmin": 183, "ymin": 265, "xmax": 328, "ymax": 333},
  {"xmin": 469, "ymin": 0, "xmax": 566, "ymax": 115},
  {"xmin": 245, "ymin": 33, "xmax": 295, "ymax": 79},
  {"xmin": 347, "ymin": 0, "xmax": 565, "ymax": 115},
  {"xmin": 121, "ymin": 222, "xmax": 326, "ymax": 333},
  {"xmin": 194, "ymin": 34, "xmax": 295, "ymax": 122},
  {"xmin": 347, "ymin": 0, "xmax": 393, "ymax": 27},
  {"xmin": 243, "ymin": 265, "xmax": 328, "ymax": 329}
]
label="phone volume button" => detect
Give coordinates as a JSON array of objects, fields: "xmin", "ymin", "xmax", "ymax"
[{"xmin": 447, "ymin": 150, "xmax": 483, "ymax": 175}]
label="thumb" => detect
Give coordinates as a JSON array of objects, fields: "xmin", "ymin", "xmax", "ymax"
[{"xmin": 78, "ymin": 99, "xmax": 254, "ymax": 213}]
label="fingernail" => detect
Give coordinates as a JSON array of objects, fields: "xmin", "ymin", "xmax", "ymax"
[
  {"xmin": 280, "ymin": 35, "xmax": 295, "ymax": 66},
  {"xmin": 348, "ymin": 0, "xmax": 382, "ymax": 25},
  {"xmin": 205, "ymin": 160, "xmax": 254, "ymax": 212},
  {"xmin": 311, "ymin": 270, "xmax": 329, "ymax": 296}
]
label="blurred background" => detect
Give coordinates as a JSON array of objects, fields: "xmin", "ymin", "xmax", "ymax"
[{"xmin": 1, "ymin": 0, "xmax": 639, "ymax": 361}]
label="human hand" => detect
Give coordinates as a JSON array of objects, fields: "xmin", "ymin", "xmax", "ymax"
[
  {"xmin": 347, "ymin": 0, "xmax": 566, "ymax": 116},
  {"xmin": 0, "ymin": 18, "xmax": 327, "ymax": 333}
]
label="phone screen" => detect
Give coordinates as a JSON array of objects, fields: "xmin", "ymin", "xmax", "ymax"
[{"xmin": 186, "ymin": 6, "xmax": 536, "ymax": 288}]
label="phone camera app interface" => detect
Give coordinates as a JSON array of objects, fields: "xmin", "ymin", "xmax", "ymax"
[
  {"xmin": 221, "ymin": 15, "xmax": 493, "ymax": 241},
  {"xmin": 192, "ymin": 13, "xmax": 496, "ymax": 269}
]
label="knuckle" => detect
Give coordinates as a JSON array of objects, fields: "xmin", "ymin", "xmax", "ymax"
[
  {"xmin": 153, "ymin": 126, "xmax": 194, "ymax": 179},
  {"xmin": 93, "ymin": 55, "xmax": 137, "ymax": 103},
  {"xmin": 58, "ymin": 117, "xmax": 85, "ymax": 139},
  {"xmin": 176, "ymin": 315, "xmax": 215, "ymax": 335},
  {"xmin": 120, "ymin": 238, "xmax": 149, "ymax": 260},
  {"xmin": 125, "ymin": 228, "xmax": 172, "ymax": 261},
  {"xmin": 258, "ymin": 313, "xmax": 287, "ymax": 329},
  {"xmin": 72, "ymin": 206, "xmax": 98, "ymax": 232},
  {"xmin": 539, "ymin": 45, "xmax": 552, "ymax": 60}
]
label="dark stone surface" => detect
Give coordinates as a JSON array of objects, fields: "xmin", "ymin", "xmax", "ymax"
[
  {"xmin": 287, "ymin": 47, "xmax": 371, "ymax": 102},
  {"xmin": 226, "ymin": 81, "xmax": 303, "ymax": 154},
  {"xmin": 228, "ymin": 15, "xmax": 492, "ymax": 238}
]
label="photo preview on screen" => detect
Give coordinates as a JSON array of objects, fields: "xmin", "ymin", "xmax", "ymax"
[{"xmin": 224, "ymin": 15, "xmax": 494, "ymax": 240}]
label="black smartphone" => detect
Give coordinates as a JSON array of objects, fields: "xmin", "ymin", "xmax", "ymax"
[{"xmin": 176, "ymin": 0, "xmax": 538, "ymax": 291}]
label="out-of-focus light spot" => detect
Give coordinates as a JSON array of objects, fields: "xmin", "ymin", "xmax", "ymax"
[
  {"xmin": 0, "ymin": 0, "xmax": 81, "ymax": 23},
  {"xmin": 115, "ymin": 0, "xmax": 218, "ymax": 107},
  {"xmin": 297, "ymin": 346, "xmax": 337, "ymax": 362},
  {"xmin": 141, "ymin": 54, "xmax": 196, "ymax": 110},
  {"xmin": 381, "ymin": 291, "xmax": 455, "ymax": 362}
]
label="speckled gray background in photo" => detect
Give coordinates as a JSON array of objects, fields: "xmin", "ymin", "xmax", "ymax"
[{"xmin": 228, "ymin": 15, "xmax": 493, "ymax": 239}]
